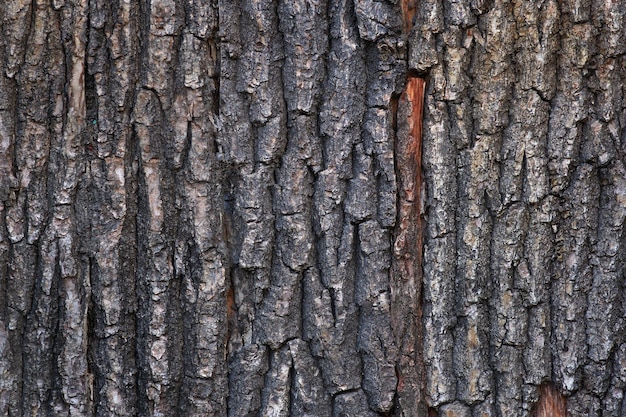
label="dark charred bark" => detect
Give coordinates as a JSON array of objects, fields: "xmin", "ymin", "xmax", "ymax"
[{"xmin": 1, "ymin": 0, "xmax": 625, "ymax": 416}]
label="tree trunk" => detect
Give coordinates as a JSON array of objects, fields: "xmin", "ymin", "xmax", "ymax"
[{"xmin": 0, "ymin": 0, "xmax": 625, "ymax": 416}]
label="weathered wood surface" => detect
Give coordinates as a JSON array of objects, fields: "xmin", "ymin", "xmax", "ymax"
[{"xmin": 0, "ymin": 0, "xmax": 625, "ymax": 416}]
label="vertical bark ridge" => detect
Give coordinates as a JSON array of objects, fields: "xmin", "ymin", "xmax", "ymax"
[
  {"xmin": 0, "ymin": 14, "xmax": 13, "ymax": 408},
  {"xmin": 312, "ymin": 0, "xmax": 366, "ymax": 406},
  {"xmin": 561, "ymin": 2, "xmax": 626, "ymax": 415},
  {"xmin": 55, "ymin": 2, "xmax": 91, "ymax": 415},
  {"xmin": 0, "ymin": 1, "xmax": 19, "ymax": 410},
  {"xmin": 413, "ymin": 0, "xmax": 458, "ymax": 408},
  {"xmin": 85, "ymin": 0, "xmax": 141, "ymax": 414},
  {"xmin": 356, "ymin": 2, "xmax": 406, "ymax": 411},
  {"xmin": 173, "ymin": 1, "xmax": 224, "ymax": 414},
  {"xmin": 9, "ymin": 1, "xmax": 68, "ymax": 415},
  {"xmin": 134, "ymin": 87, "xmax": 179, "ymax": 416}
]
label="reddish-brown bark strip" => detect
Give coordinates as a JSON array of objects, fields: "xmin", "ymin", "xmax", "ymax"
[
  {"xmin": 400, "ymin": 0, "xmax": 425, "ymax": 305},
  {"xmin": 401, "ymin": 0, "xmax": 417, "ymax": 33},
  {"xmin": 534, "ymin": 384, "xmax": 568, "ymax": 417},
  {"xmin": 397, "ymin": 74, "xmax": 426, "ymax": 280},
  {"xmin": 405, "ymin": 75, "xmax": 425, "ymax": 224},
  {"xmin": 392, "ymin": 73, "xmax": 428, "ymax": 416},
  {"xmin": 392, "ymin": 2, "xmax": 428, "ymax": 409}
]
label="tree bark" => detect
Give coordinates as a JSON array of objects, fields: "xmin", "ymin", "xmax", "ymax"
[{"xmin": 0, "ymin": 0, "xmax": 625, "ymax": 416}]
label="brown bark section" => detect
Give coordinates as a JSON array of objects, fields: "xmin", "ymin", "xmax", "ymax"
[
  {"xmin": 391, "ymin": 2, "xmax": 428, "ymax": 415},
  {"xmin": 534, "ymin": 384, "xmax": 567, "ymax": 417},
  {"xmin": 401, "ymin": 0, "xmax": 418, "ymax": 34},
  {"xmin": 405, "ymin": 76, "xmax": 425, "ymax": 215},
  {"xmin": 393, "ymin": 73, "xmax": 427, "ymax": 416}
]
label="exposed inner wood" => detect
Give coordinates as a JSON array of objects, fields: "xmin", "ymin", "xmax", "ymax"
[
  {"xmin": 535, "ymin": 384, "xmax": 568, "ymax": 417},
  {"xmin": 405, "ymin": 76, "xmax": 425, "ymax": 219},
  {"xmin": 400, "ymin": 75, "xmax": 426, "ymax": 280},
  {"xmin": 394, "ymin": 1, "xmax": 428, "ymax": 413},
  {"xmin": 392, "ymin": 71, "xmax": 427, "ymax": 414},
  {"xmin": 401, "ymin": 0, "xmax": 417, "ymax": 33}
]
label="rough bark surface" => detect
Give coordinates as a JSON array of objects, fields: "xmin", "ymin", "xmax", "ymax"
[
  {"xmin": 0, "ymin": 0, "xmax": 625, "ymax": 417},
  {"xmin": 414, "ymin": 0, "xmax": 626, "ymax": 416}
]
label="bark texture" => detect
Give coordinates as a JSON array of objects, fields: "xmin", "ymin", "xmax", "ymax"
[
  {"xmin": 0, "ymin": 0, "xmax": 625, "ymax": 417},
  {"xmin": 414, "ymin": 0, "xmax": 626, "ymax": 416}
]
